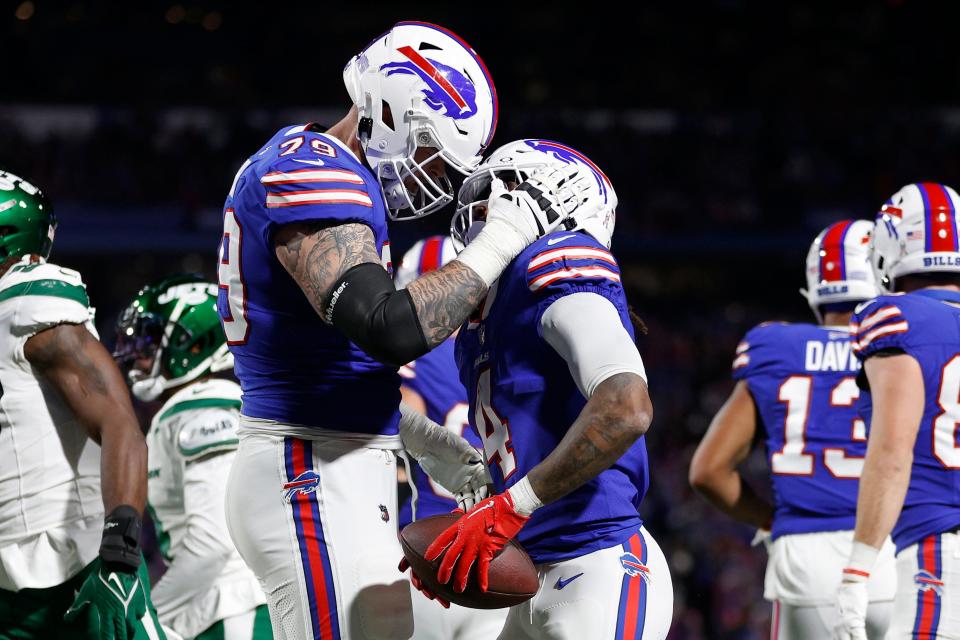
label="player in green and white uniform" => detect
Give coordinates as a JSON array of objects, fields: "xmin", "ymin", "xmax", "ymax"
[
  {"xmin": 114, "ymin": 276, "xmax": 270, "ymax": 640},
  {"xmin": 0, "ymin": 170, "xmax": 167, "ymax": 640}
]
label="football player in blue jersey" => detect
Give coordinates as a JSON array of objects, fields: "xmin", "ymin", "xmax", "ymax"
[
  {"xmin": 394, "ymin": 237, "xmax": 508, "ymax": 640},
  {"xmin": 404, "ymin": 140, "xmax": 674, "ymax": 639},
  {"xmin": 835, "ymin": 183, "xmax": 960, "ymax": 640},
  {"xmin": 689, "ymin": 220, "xmax": 896, "ymax": 639},
  {"xmin": 217, "ymin": 22, "xmax": 592, "ymax": 640}
]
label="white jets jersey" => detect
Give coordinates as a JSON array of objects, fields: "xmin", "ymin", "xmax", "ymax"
[
  {"xmin": 146, "ymin": 378, "xmax": 265, "ymax": 638},
  {"xmin": 0, "ymin": 257, "xmax": 102, "ymax": 590}
]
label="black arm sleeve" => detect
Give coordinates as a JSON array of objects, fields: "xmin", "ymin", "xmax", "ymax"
[{"xmin": 326, "ymin": 262, "xmax": 429, "ymax": 368}]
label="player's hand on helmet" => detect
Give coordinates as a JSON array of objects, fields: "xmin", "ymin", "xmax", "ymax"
[
  {"xmin": 834, "ymin": 579, "xmax": 869, "ymax": 640},
  {"xmin": 398, "ymin": 557, "xmax": 450, "ymax": 608},
  {"xmin": 425, "ymin": 491, "xmax": 530, "ymax": 593},
  {"xmin": 484, "ymin": 162, "xmax": 591, "ymax": 245},
  {"xmin": 64, "ymin": 559, "xmax": 149, "ymax": 640}
]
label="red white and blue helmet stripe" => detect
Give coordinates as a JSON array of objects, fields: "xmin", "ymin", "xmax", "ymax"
[
  {"xmin": 916, "ymin": 182, "xmax": 960, "ymax": 253},
  {"xmin": 818, "ymin": 220, "xmax": 853, "ymax": 282},
  {"xmin": 395, "ymin": 235, "xmax": 457, "ymax": 288},
  {"xmin": 395, "ymin": 21, "xmax": 498, "ymax": 148}
]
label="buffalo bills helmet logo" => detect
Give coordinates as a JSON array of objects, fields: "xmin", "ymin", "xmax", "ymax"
[
  {"xmin": 619, "ymin": 552, "xmax": 651, "ymax": 583},
  {"xmin": 914, "ymin": 570, "xmax": 944, "ymax": 595},
  {"xmin": 380, "ymin": 46, "xmax": 478, "ymax": 120},
  {"xmin": 282, "ymin": 470, "xmax": 320, "ymax": 503},
  {"xmin": 524, "ymin": 140, "xmax": 610, "ymax": 203}
]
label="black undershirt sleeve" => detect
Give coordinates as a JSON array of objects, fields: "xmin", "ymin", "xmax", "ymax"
[{"xmin": 325, "ymin": 262, "xmax": 429, "ymax": 368}]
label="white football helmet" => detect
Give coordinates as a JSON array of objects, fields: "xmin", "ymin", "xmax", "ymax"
[
  {"xmin": 343, "ymin": 21, "xmax": 498, "ymax": 221},
  {"xmin": 451, "ymin": 139, "xmax": 617, "ymax": 250},
  {"xmin": 871, "ymin": 182, "xmax": 960, "ymax": 291},
  {"xmin": 394, "ymin": 235, "xmax": 457, "ymax": 288},
  {"xmin": 800, "ymin": 219, "xmax": 879, "ymax": 320}
]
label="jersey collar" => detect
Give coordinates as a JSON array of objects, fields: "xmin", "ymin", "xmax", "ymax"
[{"xmin": 912, "ymin": 288, "xmax": 960, "ymax": 304}]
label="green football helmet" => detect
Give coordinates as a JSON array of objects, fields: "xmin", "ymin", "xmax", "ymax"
[
  {"xmin": 114, "ymin": 274, "xmax": 233, "ymax": 401},
  {"xmin": 0, "ymin": 170, "xmax": 56, "ymax": 261}
]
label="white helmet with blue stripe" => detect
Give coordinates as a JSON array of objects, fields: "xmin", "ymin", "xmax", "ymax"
[
  {"xmin": 871, "ymin": 182, "xmax": 960, "ymax": 291},
  {"xmin": 801, "ymin": 219, "xmax": 879, "ymax": 318},
  {"xmin": 451, "ymin": 139, "xmax": 617, "ymax": 250},
  {"xmin": 394, "ymin": 235, "xmax": 457, "ymax": 288},
  {"xmin": 343, "ymin": 21, "xmax": 498, "ymax": 221}
]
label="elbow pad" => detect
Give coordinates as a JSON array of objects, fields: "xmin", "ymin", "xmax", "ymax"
[{"xmin": 326, "ymin": 262, "xmax": 429, "ymax": 368}]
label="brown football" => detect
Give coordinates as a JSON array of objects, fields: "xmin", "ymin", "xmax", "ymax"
[{"xmin": 399, "ymin": 513, "xmax": 539, "ymax": 609}]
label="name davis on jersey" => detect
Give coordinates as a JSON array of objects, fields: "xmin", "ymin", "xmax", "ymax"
[{"xmin": 804, "ymin": 340, "xmax": 860, "ymax": 372}]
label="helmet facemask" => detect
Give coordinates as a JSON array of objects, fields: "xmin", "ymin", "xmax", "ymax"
[{"xmin": 450, "ymin": 162, "xmax": 544, "ymax": 251}]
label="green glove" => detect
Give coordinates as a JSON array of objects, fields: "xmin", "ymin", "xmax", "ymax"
[{"xmin": 64, "ymin": 558, "xmax": 149, "ymax": 640}]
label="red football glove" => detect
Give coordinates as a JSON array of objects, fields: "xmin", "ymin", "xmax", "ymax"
[
  {"xmin": 398, "ymin": 557, "xmax": 450, "ymax": 608},
  {"xmin": 424, "ymin": 492, "xmax": 530, "ymax": 593}
]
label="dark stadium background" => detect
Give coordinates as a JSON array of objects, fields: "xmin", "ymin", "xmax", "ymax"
[{"xmin": 7, "ymin": 2, "xmax": 960, "ymax": 637}]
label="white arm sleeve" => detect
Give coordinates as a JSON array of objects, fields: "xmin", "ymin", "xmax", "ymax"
[
  {"xmin": 149, "ymin": 450, "xmax": 237, "ymax": 620},
  {"xmin": 539, "ymin": 292, "xmax": 647, "ymax": 399}
]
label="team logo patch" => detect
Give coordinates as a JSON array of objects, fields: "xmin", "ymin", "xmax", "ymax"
[
  {"xmin": 282, "ymin": 470, "xmax": 320, "ymax": 503},
  {"xmin": 381, "ymin": 47, "xmax": 478, "ymax": 120},
  {"xmin": 524, "ymin": 140, "xmax": 610, "ymax": 203},
  {"xmin": 379, "ymin": 504, "xmax": 390, "ymax": 522},
  {"xmin": 914, "ymin": 570, "xmax": 944, "ymax": 595},
  {"xmin": 620, "ymin": 552, "xmax": 650, "ymax": 583}
]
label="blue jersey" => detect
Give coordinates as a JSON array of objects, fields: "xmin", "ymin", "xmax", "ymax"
[
  {"xmin": 852, "ymin": 289, "xmax": 960, "ymax": 552},
  {"xmin": 733, "ymin": 322, "xmax": 865, "ymax": 539},
  {"xmin": 398, "ymin": 338, "xmax": 481, "ymax": 527},
  {"xmin": 217, "ymin": 124, "xmax": 400, "ymax": 434},
  {"xmin": 455, "ymin": 231, "xmax": 648, "ymax": 565}
]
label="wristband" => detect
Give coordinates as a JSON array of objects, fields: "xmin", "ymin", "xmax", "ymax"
[
  {"xmin": 507, "ymin": 476, "xmax": 543, "ymax": 517},
  {"xmin": 100, "ymin": 505, "xmax": 142, "ymax": 574},
  {"xmin": 842, "ymin": 541, "xmax": 880, "ymax": 583},
  {"xmin": 454, "ymin": 218, "xmax": 527, "ymax": 287}
]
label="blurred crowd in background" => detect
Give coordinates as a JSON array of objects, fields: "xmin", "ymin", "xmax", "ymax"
[{"xmin": 8, "ymin": 1, "xmax": 960, "ymax": 637}]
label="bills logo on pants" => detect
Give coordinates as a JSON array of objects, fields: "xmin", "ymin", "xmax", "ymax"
[
  {"xmin": 284, "ymin": 438, "xmax": 341, "ymax": 640},
  {"xmin": 912, "ymin": 534, "xmax": 944, "ymax": 638},
  {"xmin": 616, "ymin": 532, "xmax": 650, "ymax": 640}
]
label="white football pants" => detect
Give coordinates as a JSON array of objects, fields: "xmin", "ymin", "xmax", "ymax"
[
  {"xmin": 225, "ymin": 429, "xmax": 413, "ymax": 640},
  {"xmin": 885, "ymin": 530, "xmax": 960, "ymax": 639},
  {"xmin": 497, "ymin": 526, "xmax": 672, "ymax": 639}
]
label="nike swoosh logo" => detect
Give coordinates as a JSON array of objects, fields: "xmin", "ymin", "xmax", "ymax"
[
  {"xmin": 291, "ymin": 158, "xmax": 326, "ymax": 166},
  {"xmin": 554, "ymin": 572, "xmax": 584, "ymax": 590},
  {"xmin": 466, "ymin": 502, "xmax": 494, "ymax": 519},
  {"xmin": 546, "ymin": 234, "xmax": 576, "ymax": 246}
]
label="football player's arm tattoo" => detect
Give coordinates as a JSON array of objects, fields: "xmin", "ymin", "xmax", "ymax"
[
  {"xmin": 689, "ymin": 380, "xmax": 774, "ymax": 530},
  {"xmin": 526, "ymin": 373, "xmax": 652, "ymax": 505},
  {"xmin": 273, "ymin": 221, "xmax": 381, "ymax": 314},
  {"xmin": 405, "ymin": 263, "xmax": 487, "ymax": 347},
  {"xmin": 24, "ymin": 323, "xmax": 147, "ymax": 514},
  {"xmin": 274, "ymin": 221, "xmax": 488, "ymax": 348},
  {"xmin": 853, "ymin": 354, "xmax": 924, "ymax": 549}
]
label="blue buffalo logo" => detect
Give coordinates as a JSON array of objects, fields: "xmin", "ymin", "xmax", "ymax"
[
  {"xmin": 380, "ymin": 46, "xmax": 478, "ymax": 120},
  {"xmin": 619, "ymin": 552, "xmax": 650, "ymax": 583},
  {"xmin": 524, "ymin": 140, "xmax": 610, "ymax": 203},
  {"xmin": 914, "ymin": 570, "xmax": 944, "ymax": 595},
  {"xmin": 282, "ymin": 470, "xmax": 320, "ymax": 503}
]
